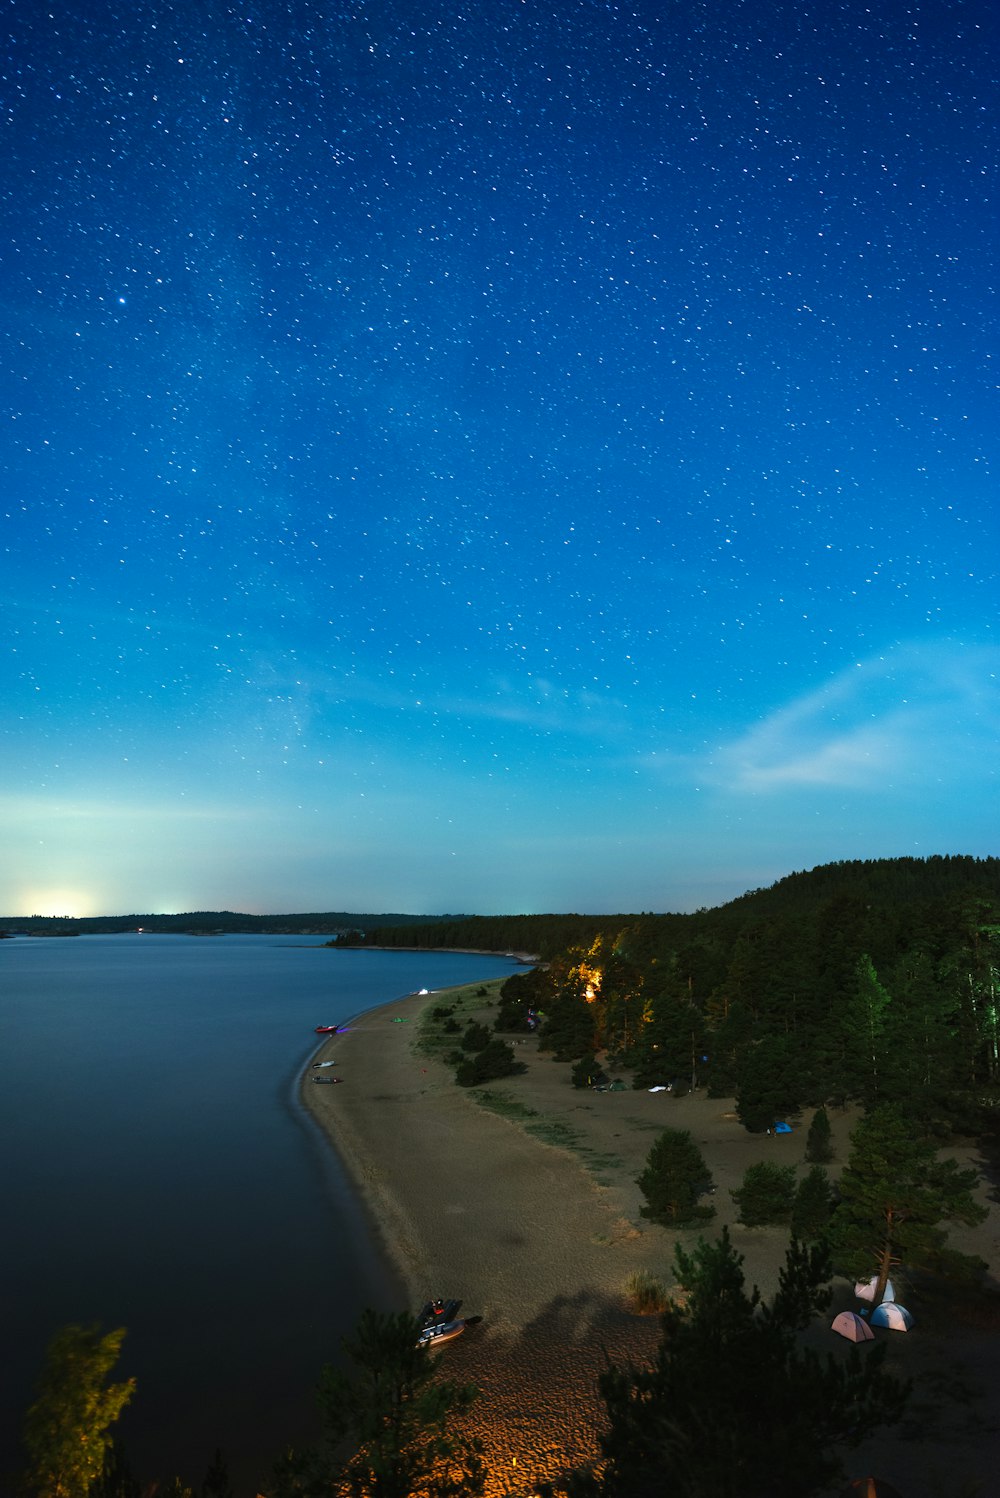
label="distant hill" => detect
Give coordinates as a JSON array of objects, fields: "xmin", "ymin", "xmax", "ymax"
[{"xmin": 722, "ymin": 854, "xmax": 1000, "ymax": 919}]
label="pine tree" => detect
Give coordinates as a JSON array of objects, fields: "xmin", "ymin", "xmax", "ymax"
[
  {"xmin": 804, "ymin": 1105, "xmax": 834, "ymax": 1163},
  {"xmin": 791, "ymin": 1166, "xmax": 834, "ymax": 1241},
  {"xmin": 828, "ymin": 1104, "xmax": 988, "ymax": 1306},
  {"xmin": 315, "ymin": 1309, "xmax": 485, "ymax": 1498},
  {"xmin": 567, "ymin": 1231, "xmax": 908, "ymax": 1498},
  {"xmin": 731, "ymin": 1162, "xmax": 796, "ymax": 1226},
  {"xmin": 734, "ymin": 1035, "xmax": 802, "ymax": 1132},
  {"xmin": 843, "ymin": 955, "xmax": 892, "ymax": 1105},
  {"xmin": 636, "ymin": 1129, "xmax": 715, "ymax": 1227}
]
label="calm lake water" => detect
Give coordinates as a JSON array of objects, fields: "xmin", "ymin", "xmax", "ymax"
[{"xmin": 0, "ymin": 934, "xmax": 522, "ymax": 1494}]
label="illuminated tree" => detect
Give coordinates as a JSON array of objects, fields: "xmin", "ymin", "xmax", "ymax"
[
  {"xmin": 22, "ymin": 1325, "xmax": 135, "ymax": 1498},
  {"xmin": 272, "ymin": 1309, "xmax": 486, "ymax": 1498}
]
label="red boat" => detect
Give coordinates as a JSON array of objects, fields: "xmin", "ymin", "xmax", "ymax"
[{"xmin": 315, "ymin": 1024, "xmax": 338, "ymax": 1034}]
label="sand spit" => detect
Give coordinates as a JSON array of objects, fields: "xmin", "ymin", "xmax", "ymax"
[{"xmin": 303, "ymin": 983, "xmax": 1000, "ymax": 1497}]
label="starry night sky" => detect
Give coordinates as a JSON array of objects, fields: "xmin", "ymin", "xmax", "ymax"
[{"xmin": 3, "ymin": 0, "xmax": 997, "ymax": 917}]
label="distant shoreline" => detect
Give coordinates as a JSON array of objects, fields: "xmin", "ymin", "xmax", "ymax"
[{"xmin": 331, "ymin": 944, "xmax": 540, "ymax": 962}]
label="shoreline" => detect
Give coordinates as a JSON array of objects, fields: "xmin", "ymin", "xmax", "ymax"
[
  {"xmin": 302, "ymin": 982, "xmax": 1000, "ymax": 1496},
  {"xmin": 301, "ymin": 983, "xmax": 664, "ymax": 1491}
]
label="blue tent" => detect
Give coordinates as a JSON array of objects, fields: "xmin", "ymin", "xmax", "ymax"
[
  {"xmin": 774, "ymin": 1121, "xmax": 792, "ymax": 1134},
  {"xmin": 871, "ymin": 1302, "xmax": 913, "ymax": 1332}
]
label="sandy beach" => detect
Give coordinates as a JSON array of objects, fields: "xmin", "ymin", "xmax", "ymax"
[{"xmin": 303, "ymin": 979, "xmax": 1000, "ymax": 1497}]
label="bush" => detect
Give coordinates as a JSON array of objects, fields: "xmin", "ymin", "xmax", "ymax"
[
  {"xmin": 637, "ymin": 1129, "xmax": 716, "ymax": 1228},
  {"xmin": 805, "ymin": 1106, "xmax": 834, "ymax": 1164},
  {"xmin": 624, "ymin": 1270, "xmax": 670, "ymax": 1316},
  {"xmin": 431, "ymin": 1005, "xmax": 455, "ymax": 1020},
  {"xmin": 461, "ymin": 1022, "xmax": 491, "ymax": 1052},
  {"xmin": 731, "ymin": 1162, "xmax": 796, "ymax": 1226},
  {"xmin": 791, "ymin": 1166, "xmax": 834, "ymax": 1241},
  {"xmin": 571, "ymin": 1053, "xmax": 601, "ymax": 1089},
  {"xmin": 455, "ymin": 1039, "xmax": 526, "ymax": 1087}
]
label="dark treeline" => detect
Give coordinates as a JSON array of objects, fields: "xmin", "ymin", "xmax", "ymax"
[
  {"xmin": 0, "ymin": 910, "xmax": 457, "ymax": 937},
  {"xmin": 340, "ymin": 912, "xmax": 649, "ymax": 958}
]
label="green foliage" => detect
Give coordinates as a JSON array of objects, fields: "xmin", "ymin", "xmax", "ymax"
[
  {"xmin": 843, "ymin": 954, "xmax": 892, "ymax": 1106},
  {"xmin": 494, "ymin": 974, "xmax": 540, "ymax": 1033},
  {"xmin": 636, "ymin": 1129, "xmax": 715, "ymax": 1228},
  {"xmin": 307, "ymin": 1308, "xmax": 485, "ymax": 1498},
  {"xmin": 791, "ymin": 1166, "xmax": 834, "ymax": 1241},
  {"xmin": 460, "ymin": 1021, "xmax": 490, "ymax": 1052},
  {"xmin": 804, "ymin": 1105, "xmax": 834, "ymax": 1163},
  {"xmin": 828, "ymin": 1104, "xmax": 989, "ymax": 1303},
  {"xmin": 735, "ymin": 1036, "xmax": 801, "ymax": 1133},
  {"xmin": 22, "ymin": 1324, "xmax": 135, "ymax": 1498},
  {"xmin": 538, "ymin": 989, "xmax": 597, "ymax": 1061},
  {"xmin": 630, "ymin": 975, "xmax": 705, "ymax": 1090},
  {"xmin": 454, "ymin": 1039, "xmax": 525, "ymax": 1087},
  {"xmin": 571, "ymin": 1053, "xmax": 601, "ymax": 1089},
  {"xmin": 731, "ymin": 1161, "xmax": 796, "ymax": 1226},
  {"xmin": 566, "ymin": 1230, "xmax": 909, "ymax": 1498}
]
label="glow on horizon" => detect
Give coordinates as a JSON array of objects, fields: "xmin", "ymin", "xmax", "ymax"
[{"xmin": 18, "ymin": 890, "xmax": 98, "ymax": 920}]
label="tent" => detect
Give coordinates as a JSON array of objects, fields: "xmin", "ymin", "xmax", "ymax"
[
  {"xmin": 774, "ymin": 1121, "xmax": 792, "ymax": 1133},
  {"xmin": 831, "ymin": 1311, "xmax": 875, "ymax": 1343},
  {"xmin": 854, "ymin": 1275, "xmax": 895, "ymax": 1303},
  {"xmin": 870, "ymin": 1302, "xmax": 913, "ymax": 1332}
]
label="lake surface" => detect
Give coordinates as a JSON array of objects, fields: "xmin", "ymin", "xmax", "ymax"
[{"xmin": 0, "ymin": 934, "xmax": 522, "ymax": 1493}]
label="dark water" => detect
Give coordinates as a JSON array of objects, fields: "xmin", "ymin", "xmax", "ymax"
[{"xmin": 0, "ymin": 935, "xmax": 521, "ymax": 1494}]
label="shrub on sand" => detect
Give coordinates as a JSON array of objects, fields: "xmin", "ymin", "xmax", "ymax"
[
  {"xmin": 636, "ymin": 1128, "xmax": 715, "ymax": 1228},
  {"xmin": 624, "ymin": 1270, "xmax": 669, "ymax": 1316},
  {"xmin": 731, "ymin": 1161, "xmax": 796, "ymax": 1226}
]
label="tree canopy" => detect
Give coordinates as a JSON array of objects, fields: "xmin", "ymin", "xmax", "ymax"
[
  {"xmin": 828, "ymin": 1104, "xmax": 988, "ymax": 1305},
  {"xmin": 22, "ymin": 1325, "xmax": 135, "ymax": 1498},
  {"xmin": 270, "ymin": 1309, "xmax": 485, "ymax": 1498},
  {"xmin": 564, "ymin": 1231, "xmax": 909, "ymax": 1498}
]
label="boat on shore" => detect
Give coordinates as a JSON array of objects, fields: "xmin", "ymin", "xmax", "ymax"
[
  {"xmin": 420, "ymin": 1298, "xmax": 462, "ymax": 1326},
  {"xmin": 314, "ymin": 1024, "xmax": 338, "ymax": 1034},
  {"xmin": 416, "ymin": 1299, "xmax": 480, "ymax": 1348},
  {"xmin": 418, "ymin": 1318, "xmax": 467, "ymax": 1347}
]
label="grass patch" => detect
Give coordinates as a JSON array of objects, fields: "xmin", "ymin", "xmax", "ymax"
[
  {"xmin": 469, "ymin": 1094, "xmax": 622, "ymax": 1181},
  {"xmin": 470, "ymin": 1089, "xmax": 539, "ymax": 1122},
  {"xmin": 416, "ymin": 979, "xmax": 506, "ymax": 1059},
  {"xmin": 623, "ymin": 1270, "xmax": 670, "ymax": 1316}
]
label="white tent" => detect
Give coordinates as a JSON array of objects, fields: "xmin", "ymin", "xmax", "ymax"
[
  {"xmin": 832, "ymin": 1311, "xmax": 875, "ymax": 1343},
  {"xmin": 854, "ymin": 1276, "xmax": 895, "ymax": 1303},
  {"xmin": 870, "ymin": 1302, "xmax": 913, "ymax": 1332}
]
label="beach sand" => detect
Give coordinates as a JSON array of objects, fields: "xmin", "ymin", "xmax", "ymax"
[{"xmin": 303, "ymin": 980, "xmax": 1000, "ymax": 1497}]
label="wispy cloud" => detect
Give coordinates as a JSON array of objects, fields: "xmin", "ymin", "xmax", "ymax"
[{"xmin": 707, "ymin": 641, "xmax": 1000, "ymax": 794}]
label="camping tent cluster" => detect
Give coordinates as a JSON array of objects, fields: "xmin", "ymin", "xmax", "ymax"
[{"xmin": 831, "ymin": 1276, "xmax": 914, "ymax": 1342}]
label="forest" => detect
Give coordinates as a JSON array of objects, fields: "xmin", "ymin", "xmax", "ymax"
[{"xmin": 348, "ymin": 857, "xmax": 1000, "ymax": 1141}]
